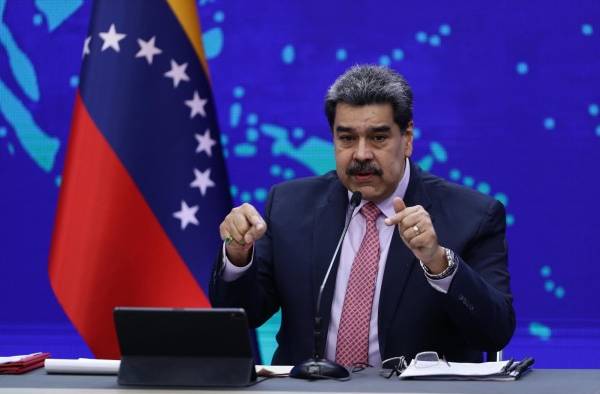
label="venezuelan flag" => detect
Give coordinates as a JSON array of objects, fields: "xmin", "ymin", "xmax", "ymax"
[{"xmin": 49, "ymin": 0, "xmax": 231, "ymax": 358}]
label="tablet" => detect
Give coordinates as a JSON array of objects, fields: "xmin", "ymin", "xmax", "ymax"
[{"xmin": 114, "ymin": 307, "xmax": 255, "ymax": 386}]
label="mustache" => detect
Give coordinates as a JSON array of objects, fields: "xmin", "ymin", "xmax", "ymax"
[{"xmin": 346, "ymin": 161, "xmax": 383, "ymax": 176}]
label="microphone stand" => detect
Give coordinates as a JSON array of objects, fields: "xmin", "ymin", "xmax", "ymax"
[{"xmin": 290, "ymin": 192, "xmax": 362, "ymax": 380}]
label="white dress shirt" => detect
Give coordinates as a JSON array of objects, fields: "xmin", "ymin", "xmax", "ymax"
[{"xmin": 221, "ymin": 159, "xmax": 457, "ymax": 366}]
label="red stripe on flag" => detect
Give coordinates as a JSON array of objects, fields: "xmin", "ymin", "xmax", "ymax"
[{"xmin": 49, "ymin": 94, "xmax": 210, "ymax": 358}]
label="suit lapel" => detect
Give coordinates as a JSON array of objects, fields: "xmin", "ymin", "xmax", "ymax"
[
  {"xmin": 378, "ymin": 161, "xmax": 433, "ymax": 357},
  {"xmin": 311, "ymin": 177, "xmax": 348, "ymax": 356}
]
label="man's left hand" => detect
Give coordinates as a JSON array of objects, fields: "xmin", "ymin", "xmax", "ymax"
[{"xmin": 384, "ymin": 197, "xmax": 447, "ymax": 274}]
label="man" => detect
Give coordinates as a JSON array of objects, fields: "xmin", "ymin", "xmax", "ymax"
[{"xmin": 210, "ymin": 65, "xmax": 515, "ymax": 367}]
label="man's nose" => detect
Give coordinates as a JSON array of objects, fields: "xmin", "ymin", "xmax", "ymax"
[{"xmin": 354, "ymin": 138, "xmax": 373, "ymax": 161}]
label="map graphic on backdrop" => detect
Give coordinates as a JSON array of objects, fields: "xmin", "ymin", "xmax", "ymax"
[{"xmin": 1, "ymin": 0, "xmax": 599, "ymax": 367}]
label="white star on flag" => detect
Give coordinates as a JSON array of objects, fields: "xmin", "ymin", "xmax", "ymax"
[
  {"xmin": 190, "ymin": 168, "xmax": 215, "ymax": 196},
  {"xmin": 164, "ymin": 59, "xmax": 190, "ymax": 88},
  {"xmin": 173, "ymin": 200, "xmax": 199, "ymax": 230},
  {"xmin": 195, "ymin": 129, "xmax": 217, "ymax": 156},
  {"xmin": 99, "ymin": 24, "xmax": 126, "ymax": 52},
  {"xmin": 136, "ymin": 36, "xmax": 162, "ymax": 64},
  {"xmin": 185, "ymin": 90, "xmax": 208, "ymax": 118},
  {"xmin": 82, "ymin": 36, "xmax": 91, "ymax": 58}
]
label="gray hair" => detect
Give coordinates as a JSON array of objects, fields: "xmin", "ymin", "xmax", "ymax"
[{"xmin": 324, "ymin": 65, "xmax": 413, "ymax": 132}]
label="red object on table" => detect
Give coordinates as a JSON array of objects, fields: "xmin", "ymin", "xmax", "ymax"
[{"xmin": 0, "ymin": 353, "xmax": 51, "ymax": 374}]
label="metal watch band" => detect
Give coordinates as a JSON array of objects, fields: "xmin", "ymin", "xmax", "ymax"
[{"xmin": 420, "ymin": 247, "xmax": 457, "ymax": 280}]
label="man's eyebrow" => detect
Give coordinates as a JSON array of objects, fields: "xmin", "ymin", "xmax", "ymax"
[
  {"xmin": 335, "ymin": 125, "xmax": 354, "ymax": 132},
  {"xmin": 368, "ymin": 125, "xmax": 392, "ymax": 132},
  {"xmin": 334, "ymin": 125, "xmax": 392, "ymax": 133}
]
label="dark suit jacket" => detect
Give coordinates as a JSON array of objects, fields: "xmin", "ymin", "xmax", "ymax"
[{"xmin": 210, "ymin": 161, "xmax": 515, "ymax": 365}]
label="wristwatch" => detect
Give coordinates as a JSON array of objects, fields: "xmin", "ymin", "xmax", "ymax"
[{"xmin": 420, "ymin": 247, "xmax": 458, "ymax": 280}]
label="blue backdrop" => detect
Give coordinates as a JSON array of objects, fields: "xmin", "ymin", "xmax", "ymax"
[{"xmin": 1, "ymin": 0, "xmax": 599, "ymax": 367}]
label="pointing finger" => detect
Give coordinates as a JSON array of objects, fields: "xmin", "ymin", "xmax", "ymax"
[
  {"xmin": 393, "ymin": 197, "xmax": 406, "ymax": 213},
  {"xmin": 385, "ymin": 197, "xmax": 407, "ymax": 225}
]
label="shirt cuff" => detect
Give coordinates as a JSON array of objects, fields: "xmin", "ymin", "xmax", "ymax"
[
  {"xmin": 423, "ymin": 261, "xmax": 459, "ymax": 294},
  {"xmin": 220, "ymin": 242, "xmax": 254, "ymax": 282}
]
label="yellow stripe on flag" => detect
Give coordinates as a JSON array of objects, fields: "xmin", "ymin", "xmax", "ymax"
[{"xmin": 166, "ymin": 0, "xmax": 211, "ymax": 80}]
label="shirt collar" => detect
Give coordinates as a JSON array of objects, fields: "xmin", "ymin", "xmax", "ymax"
[{"xmin": 347, "ymin": 157, "xmax": 411, "ymax": 219}]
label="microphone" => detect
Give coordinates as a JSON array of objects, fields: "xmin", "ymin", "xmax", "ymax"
[{"xmin": 290, "ymin": 191, "xmax": 362, "ymax": 380}]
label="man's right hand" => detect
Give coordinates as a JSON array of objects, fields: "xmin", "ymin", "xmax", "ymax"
[{"xmin": 219, "ymin": 203, "xmax": 267, "ymax": 267}]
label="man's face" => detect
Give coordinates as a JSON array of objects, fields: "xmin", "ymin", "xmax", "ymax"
[{"xmin": 333, "ymin": 103, "xmax": 413, "ymax": 203}]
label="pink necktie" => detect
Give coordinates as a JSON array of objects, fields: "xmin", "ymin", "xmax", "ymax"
[{"xmin": 335, "ymin": 202, "xmax": 381, "ymax": 366}]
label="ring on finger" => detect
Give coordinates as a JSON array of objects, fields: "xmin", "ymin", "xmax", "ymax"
[{"xmin": 412, "ymin": 225, "xmax": 421, "ymax": 236}]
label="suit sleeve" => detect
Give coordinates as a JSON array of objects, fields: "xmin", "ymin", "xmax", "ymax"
[
  {"xmin": 442, "ymin": 199, "xmax": 516, "ymax": 351},
  {"xmin": 209, "ymin": 187, "xmax": 280, "ymax": 328}
]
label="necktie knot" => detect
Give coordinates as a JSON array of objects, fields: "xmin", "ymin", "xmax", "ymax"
[{"xmin": 360, "ymin": 202, "xmax": 380, "ymax": 223}]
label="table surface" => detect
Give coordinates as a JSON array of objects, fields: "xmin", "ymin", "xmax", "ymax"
[{"xmin": 1, "ymin": 368, "xmax": 599, "ymax": 394}]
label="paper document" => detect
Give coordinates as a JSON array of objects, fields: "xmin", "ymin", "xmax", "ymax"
[
  {"xmin": 400, "ymin": 359, "xmax": 521, "ymax": 381},
  {"xmin": 256, "ymin": 365, "xmax": 293, "ymax": 376}
]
